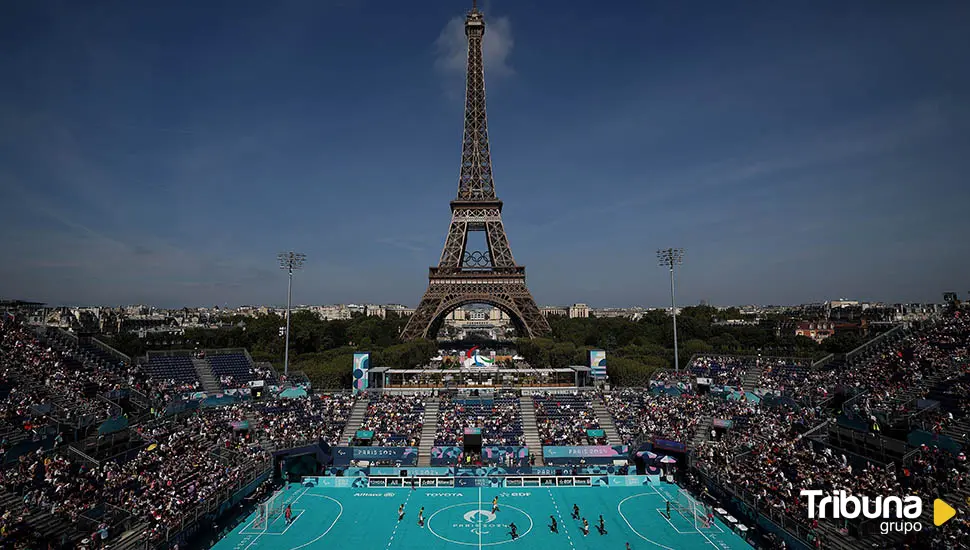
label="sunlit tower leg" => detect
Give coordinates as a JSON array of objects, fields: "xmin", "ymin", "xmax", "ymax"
[
  {"xmin": 278, "ymin": 251, "xmax": 306, "ymax": 378},
  {"xmin": 657, "ymin": 248, "xmax": 685, "ymax": 373}
]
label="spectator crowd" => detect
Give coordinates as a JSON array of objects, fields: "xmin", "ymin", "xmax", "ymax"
[
  {"xmin": 359, "ymin": 395, "xmax": 425, "ymax": 447},
  {"xmin": 533, "ymin": 392, "xmax": 603, "ymax": 445},
  {"xmin": 3, "ymin": 309, "xmax": 970, "ymax": 550},
  {"xmin": 435, "ymin": 392, "xmax": 525, "ymax": 446}
]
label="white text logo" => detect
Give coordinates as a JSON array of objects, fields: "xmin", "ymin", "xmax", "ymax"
[{"xmin": 800, "ymin": 490, "xmax": 923, "ymax": 535}]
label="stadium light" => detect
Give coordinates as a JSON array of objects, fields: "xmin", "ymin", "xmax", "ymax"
[
  {"xmin": 278, "ymin": 251, "xmax": 306, "ymax": 378},
  {"xmin": 657, "ymin": 248, "xmax": 685, "ymax": 373}
]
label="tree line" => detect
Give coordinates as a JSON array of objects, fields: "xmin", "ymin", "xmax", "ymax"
[{"xmin": 106, "ymin": 305, "xmax": 866, "ymax": 388}]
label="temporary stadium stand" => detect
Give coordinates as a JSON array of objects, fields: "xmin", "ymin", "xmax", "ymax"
[
  {"xmin": 144, "ymin": 353, "xmax": 199, "ymax": 383},
  {"xmin": 686, "ymin": 355, "xmax": 753, "ymax": 388},
  {"xmin": 208, "ymin": 353, "xmax": 255, "ymax": 386},
  {"xmin": 758, "ymin": 358, "xmax": 813, "ymax": 390},
  {"xmin": 361, "ymin": 395, "xmax": 426, "ymax": 446},
  {"xmin": 434, "ymin": 393, "xmax": 524, "ymax": 446},
  {"xmin": 533, "ymin": 393, "xmax": 602, "ymax": 444}
]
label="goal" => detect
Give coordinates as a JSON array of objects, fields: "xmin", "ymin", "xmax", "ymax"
[
  {"xmin": 254, "ymin": 487, "xmax": 299, "ymax": 531},
  {"xmin": 669, "ymin": 489, "xmax": 713, "ymax": 531}
]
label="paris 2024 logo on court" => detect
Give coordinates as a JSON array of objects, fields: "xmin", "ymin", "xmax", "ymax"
[{"xmin": 459, "ymin": 510, "xmax": 499, "ymax": 535}]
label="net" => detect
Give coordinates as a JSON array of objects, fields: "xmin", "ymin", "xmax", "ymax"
[
  {"xmin": 255, "ymin": 487, "xmax": 299, "ymax": 531},
  {"xmin": 669, "ymin": 489, "xmax": 712, "ymax": 531}
]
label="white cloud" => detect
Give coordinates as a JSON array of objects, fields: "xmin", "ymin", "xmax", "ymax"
[{"xmin": 434, "ymin": 11, "xmax": 514, "ymax": 80}]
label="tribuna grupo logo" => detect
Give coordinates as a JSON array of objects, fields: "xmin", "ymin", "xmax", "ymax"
[{"xmin": 800, "ymin": 490, "xmax": 922, "ymax": 535}]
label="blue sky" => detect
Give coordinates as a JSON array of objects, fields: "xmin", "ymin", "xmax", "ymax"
[{"xmin": 1, "ymin": 0, "xmax": 969, "ymax": 308}]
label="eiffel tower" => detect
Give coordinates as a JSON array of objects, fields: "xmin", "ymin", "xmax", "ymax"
[{"xmin": 400, "ymin": 2, "xmax": 550, "ymax": 341}]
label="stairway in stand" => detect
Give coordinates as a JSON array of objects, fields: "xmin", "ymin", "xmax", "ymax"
[
  {"xmin": 192, "ymin": 358, "xmax": 221, "ymax": 393},
  {"xmin": 0, "ymin": 488, "xmax": 79, "ymax": 545},
  {"xmin": 519, "ymin": 395, "xmax": 544, "ymax": 465},
  {"xmin": 108, "ymin": 521, "xmax": 152, "ymax": 550},
  {"xmin": 591, "ymin": 394, "xmax": 621, "ymax": 445},
  {"xmin": 814, "ymin": 521, "xmax": 870, "ymax": 550},
  {"xmin": 741, "ymin": 362, "xmax": 762, "ymax": 393},
  {"xmin": 339, "ymin": 397, "xmax": 370, "ymax": 445},
  {"xmin": 246, "ymin": 412, "xmax": 277, "ymax": 454},
  {"xmin": 690, "ymin": 416, "xmax": 713, "ymax": 450},
  {"xmin": 943, "ymin": 416, "xmax": 970, "ymax": 444},
  {"xmin": 417, "ymin": 398, "xmax": 440, "ymax": 466}
]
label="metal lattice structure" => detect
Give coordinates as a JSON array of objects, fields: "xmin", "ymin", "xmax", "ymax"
[{"xmin": 401, "ymin": 3, "xmax": 550, "ymax": 341}]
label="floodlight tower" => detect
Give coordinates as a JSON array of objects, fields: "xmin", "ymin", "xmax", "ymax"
[
  {"xmin": 278, "ymin": 251, "xmax": 306, "ymax": 377},
  {"xmin": 657, "ymin": 248, "xmax": 685, "ymax": 372}
]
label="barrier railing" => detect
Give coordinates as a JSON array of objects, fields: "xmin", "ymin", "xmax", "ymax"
[
  {"xmin": 91, "ymin": 336, "xmax": 132, "ymax": 364},
  {"xmin": 55, "ymin": 327, "xmax": 79, "ymax": 345},
  {"xmin": 158, "ymin": 457, "xmax": 272, "ymax": 548},
  {"xmin": 799, "ymin": 418, "xmax": 832, "ymax": 441},
  {"xmin": 204, "ymin": 347, "xmax": 250, "ymax": 356},
  {"xmin": 66, "ymin": 444, "xmax": 101, "ymax": 468},
  {"xmin": 844, "ymin": 325, "xmax": 905, "ymax": 363},
  {"xmin": 811, "ymin": 353, "xmax": 834, "ymax": 369},
  {"xmin": 693, "ymin": 467, "xmax": 822, "ymax": 548}
]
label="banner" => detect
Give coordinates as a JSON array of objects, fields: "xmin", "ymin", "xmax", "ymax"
[
  {"xmin": 331, "ymin": 446, "xmax": 418, "ymax": 465},
  {"xmin": 711, "ymin": 419, "xmax": 734, "ymax": 429},
  {"xmin": 608, "ymin": 475, "xmax": 654, "ymax": 486},
  {"xmin": 543, "ymin": 445, "xmax": 628, "ymax": 458},
  {"xmin": 542, "ymin": 445, "xmax": 628, "ymax": 464},
  {"xmin": 589, "ymin": 350, "xmax": 607, "ymax": 379},
  {"xmin": 456, "ymin": 477, "xmax": 503, "ymax": 488},
  {"xmin": 586, "ymin": 429, "xmax": 605, "ymax": 438},
  {"xmin": 356, "ymin": 430, "xmax": 375, "ymax": 440},
  {"xmin": 370, "ymin": 466, "xmax": 453, "ymax": 477},
  {"xmin": 352, "ymin": 353, "xmax": 370, "ymax": 394}
]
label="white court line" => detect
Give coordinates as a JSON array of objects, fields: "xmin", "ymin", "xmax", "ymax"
[
  {"xmin": 241, "ymin": 487, "xmax": 310, "ymax": 542},
  {"xmin": 384, "ymin": 489, "xmax": 414, "ymax": 550},
  {"xmin": 545, "ymin": 488, "xmax": 575, "ymax": 548},
  {"xmin": 286, "ymin": 493, "xmax": 344, "ymax": 550},
  {"xmin": 279, "ymin": 510, "xmax": 305, "ymax": 535},
  {"xmin": 695, "ymin": 522, "xmax": 722, "ymax": 549},
  {"xmin": 425, "ymin": 501, "xmax": 534, "ymax": 546},
  {"xmin": 240, "ymin": 509, "xmax": 306, "ymax": 536},
  {"xmin": 616, "ymin": 493, "xmax": 677, "ymax": 550},
  {"xmin": 478, "ymin": 486, "xmax": 483, "ymax": 550},
  {"xmin": 652, "ymin": 485, "xmax": 725, "ymax": 546},
  {"xmin": 654, "ymin": 508, "xmax": 690, "ymax": 534}
]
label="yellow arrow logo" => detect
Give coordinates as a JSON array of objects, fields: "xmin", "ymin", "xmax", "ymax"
[{"xmin": 934, "ymin": 499, "xmax": 956, "ymax": 526}]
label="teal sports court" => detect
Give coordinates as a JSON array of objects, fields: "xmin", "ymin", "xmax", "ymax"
[{"xmin": 213, "ymin": 476, "xmax": 752, "ymax": 550}]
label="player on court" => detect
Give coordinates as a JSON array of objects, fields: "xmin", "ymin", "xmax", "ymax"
[
  {"xmin": 417, "ymin": 507, "xmax": 425, "ymax": 527},
  {"xmin": 492, "ymin": 496, "xmax": 500, "ymax": 513},
  {"xmin": 509, "ymin": 522, "xmax": 518, "ymax": 540},
  {"xmin": 581, "ymin": 518, "xmax": 590, "ymax": 536},
  {"xmin": 549, "ymin": 515, "xmax": 558, "ymax": 533},
  {"xmin": 398, "ymin": 504, "xmax": 405, "ymax": 522},
  {"xmin": 284, "ymin": 504, "xmax": 293, "ymax": 525},
  {"xmin": 572, "ymin": 504, "xmax": 580, "ymax": 519},
  {"xmin": 598, "ymin": 514, "xmax": 606, "ymax": 535}
]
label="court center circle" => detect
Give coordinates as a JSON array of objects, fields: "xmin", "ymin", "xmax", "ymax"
[{"xmin": 427, "ymin": 502, "xmax": 533, "ymax": 546}]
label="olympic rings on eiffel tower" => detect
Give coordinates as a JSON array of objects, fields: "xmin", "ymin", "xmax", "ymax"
[{"xmin": 463, "ymin": 250, "xmax": 492, "ymax": 268}]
